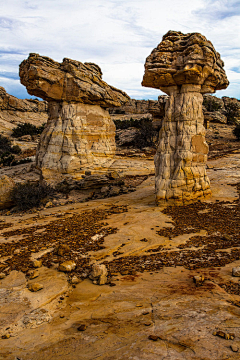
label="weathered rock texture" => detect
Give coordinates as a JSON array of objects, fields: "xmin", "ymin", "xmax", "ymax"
[
  {"xmin": 19, "ymin": 54, "xmax": 129, "ymax": 181},
  {"xmin": 142, "ymin": 31, "xmax": 229, "ymax": 204},
  {"xmin": 0, "ymin": 87, "xmax": 47, "ymax": 136}
]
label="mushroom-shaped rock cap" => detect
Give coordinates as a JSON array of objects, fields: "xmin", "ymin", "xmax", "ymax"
[
  {"xmin": 142, "ymin": 31, "xmax": 229, "ymax": 94},
  {"xmin": 19, "ymin": 53, "xmax": 130, "ymax": 107}
]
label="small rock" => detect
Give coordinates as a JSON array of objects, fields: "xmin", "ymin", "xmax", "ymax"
[
  {"xmin": 71, "ymin": 275, "xmax": 80, "ymax": 284},
  {"xmin": 230, "ymin": 344, "xmax": 239, "ymax": 352},
  {"xmin": 232, "ymin": 267, "xmax": 240, "ymax": 277},
  {"xmin": 59, "ymin": 260, "xmax": 76, "ymax": 272},
  {"xmin": 60, "ymin": 314, "xmax": 65, "ymax": 318},
  {"xmin": 109, "ymin": 186, "xmax": 121, "ymax": 197},
  {"xmin": 28, "ymin": 283, "xmax": 43, "ymax": 292},
  {"xmin": 85, "ymin": 170, "xmax": 91, "ymax": 176},
  {"xmin": 45, "ymin": 201, "xmax": 53, "ymax": 208},
  {"xmin": 77, "ymin": 324, "xmax": 87, "ymax": 331},
  {"xmin": 27, "ymin": 270, "xmax": 39, "ymax": 279},
  {"xmin": 144, "ymin": 322, "xmax": 152, "ymax": 326},
  {"xmin": 148, "ymin": 335, "xmax": 159, "ymax": 341},
  {"xmin": 142, "ymin": 311, "xmax": 150, "ymax": 315},
  {"xmin": 57, "ymin": 244, "xmax": 70, "ymax": 256},
  {"xmin": 100, "ymin": 186, "xmax": 109, "ymax": 194},
  {"xmin": 90, "ymin": 264, "xmax": 108, "ymax": 285},
  {"xmin": 2, "ymin": 334, "xmax": 10, "ymax": 339},
  {"xmin": 14, "ymin": 249, "xmax": 21, "ymax": 255},
  {"xmin": 193, "ymin": 275, "xmax": 205, "ymax": 286},
  {"xmin": 32, "ymin": 260, "xmax": 42, "ymax": 268},
  {"xmin": 0, "ymin": 272, "xmax": 6, "ymax": 279}
]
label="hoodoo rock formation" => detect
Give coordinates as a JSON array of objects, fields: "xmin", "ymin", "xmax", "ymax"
[
  {"xmin": 19, "ymin": 54, "xmax": 129, "ymax": 181},
  {"xmin": 142, "ymin": 31, "xmax": 229, "ymax": 204}
]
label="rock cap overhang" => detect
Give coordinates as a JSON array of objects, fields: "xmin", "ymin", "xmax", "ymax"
[
  {"xmin": 19, "ymin": 53, "xmax": 130, "ymax": 107},
  {"xmin": 142, "ymin": 30, "xmax": 229, "ymax": 94}
]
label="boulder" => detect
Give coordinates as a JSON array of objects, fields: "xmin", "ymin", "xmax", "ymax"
[
  {"xmin": 0, "ymin": 175, "xmax": 15, "ymax": 210},
  {"xmin": 142, "ymin": 31, "xmax": 229, "ymax": 204},
  {"xmin": 90, "ymin": 264, "xmax": 108, "ymax": 285}
]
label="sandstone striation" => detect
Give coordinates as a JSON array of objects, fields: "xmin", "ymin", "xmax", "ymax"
[
  {"xmin": 19, "ymin": 54, "xmax": 129, "ymax": 181},
  {"xmin": 142, "ymin": 31, "xmax": 229, "ymax": 204}
]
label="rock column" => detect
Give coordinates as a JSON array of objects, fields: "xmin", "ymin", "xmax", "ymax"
[
  {"xmin": 142, "ymin": 31, "xmax": 229, "ymax": 204},
  {"xmin": 19, "ymin": 54, "xmax": 129, "ymax": 182},
  {"xmin": 155, "ymin": 85, "xmax": 211, "ymax": 204}
]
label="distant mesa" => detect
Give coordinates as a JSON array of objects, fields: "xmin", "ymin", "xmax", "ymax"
[
  {"xmin": 19, "ymin": 54, "xmax": 130, "ymax": 183},
  {"xmin": 142, "ymin": 31, "xmax": 229, "ymax": 204}
]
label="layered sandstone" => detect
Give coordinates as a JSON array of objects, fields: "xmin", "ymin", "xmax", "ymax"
[
  {"xmin": 19, "ymin": 54, "xmax": 129, "ymax": 181},
  {"xmin": 142, "ymin": 31, "xmax": 229, "ymax": 204},
  {"xmin": 0, "ymin": 87, "xmax": 47, "ymax": 136}
]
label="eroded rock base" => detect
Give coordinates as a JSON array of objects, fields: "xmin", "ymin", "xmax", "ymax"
[
  {"xmin": 155, "ymin": 85, "xmax": 211, "ymax": 205},
  {"xmin": 36, "ymin": 102, "xmax": 116, "ymax": 183}
]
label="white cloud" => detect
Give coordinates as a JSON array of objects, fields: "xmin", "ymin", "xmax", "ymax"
[{"xmin": 0, "ymin": 0, "xmax": 239, "ymax": 99}]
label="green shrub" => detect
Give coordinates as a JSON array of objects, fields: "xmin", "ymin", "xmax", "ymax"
[
  {"xmin": 114, "ymin": 117, "xmax": 160, "ymax": 149},
  {"xmin": 12, "ymin": 123, "xmax": 46, "ymax": 138},
  {"xmin": 11, "ymin": 182, "xmax": 55, "ymax": 211},
  {"xmin": 225, "ymin": 102, "xmax": 240, "ymax": 124},
  {"xmin": 233, "ymin": 124, "xmax": 240, "ymax": 140},
  {"xmin": 0, "ymin": 134, "xmax": 12, "ymax": 154},
  {"xmin": 203, "ymin": 97, "xmax": 222, "ymax": 112},
  {"xmin": 11, "ymin": 145, "xmax": 22, "ymax": 154}
]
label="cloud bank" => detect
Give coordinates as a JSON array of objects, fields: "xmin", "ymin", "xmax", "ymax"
[{"xmin": 0, "ymin": 0, "xmax": 239, "ymax": 100}]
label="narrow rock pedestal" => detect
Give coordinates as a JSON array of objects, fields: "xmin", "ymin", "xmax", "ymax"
[
  {"xmin": 142, "ymin": 31, "xmax": 229, "ymax": 204},
  {"xmin": 155, "ymin": 84, "xmax": 211, "ymax": 204},
  {"xmin": 19, "ymin": 54, "xmax": 129, "ymax": 183},
  {"xmin": 37, "ymin": 102, "xmax": 116, "ymax": 181}
]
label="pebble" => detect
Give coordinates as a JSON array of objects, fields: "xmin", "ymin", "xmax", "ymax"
[
  {"xmin": 28, "ymin": 270, "xmax": 39, "ymax": 279},
  {"xmin": 230, "ymin": 344, "xmax": 239, "ymax": 352},
  {"xmin": 0, "ymin": 272, "xmax": 6, "ymax": 279},
  {"xmin": 58, "ymin": 261, "xmax": 76, "ymax": 272},
  {"xmin": 148, "ymin": 335, "xmax": 159, "ymax": 341},
  {"xmin": 1, "ymin": 334, "xmax": 10, "ymax": 339},
  {"xmin": 77, "ymin": 324, "xmax": 87, "ymax": 331},
  {"xmin": 71, "ymin": 275, "xmax": 80, "ymax": 284},
  {"xmin": 28, "ymin": 283, "xmax": 44, "ymax": 292},
  {"xmin": 32, "ymin": 260, "xmax": 42, "ymax": 268},
  {"xmin": 232, "ymin": 267, "xmax": 240, "ymax": 277},
  {"xmin": 193, "ymin": 275, "xmax": 205, "ymax": 286},
  {"xmin": 57, "ymin": 244, "xmax": 70, "ymax": 256}
]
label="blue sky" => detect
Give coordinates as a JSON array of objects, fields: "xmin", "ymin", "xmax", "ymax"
[{"xmin": 0, "ymin": 0, "xmax": 239, "ymax": 100}]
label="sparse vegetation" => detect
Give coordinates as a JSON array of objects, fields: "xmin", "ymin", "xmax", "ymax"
[
  {"xmin": 12, "ymin": 123, "xmax": 46, "ymax": 138},
  {"xmin": 203, "ymin": 96, "xmax": 222, "ymax": 112},
  {"xmin": 225, "ymin": 102, "xmax": 240, "ymax": 124},
  {"xmin": 114, "ymin": 117, "xmax": 160, "ymax": 149},
  {"xmin": 233, "ymin": 124, "xmax": 240, "ymax": 140},
  {"xmin": 11, "ymin": 182, "xmax": 55, "ymax": 211},
  {"xmin": 0, "ymin": 135, "xmax": 24, "ymax": 167}
]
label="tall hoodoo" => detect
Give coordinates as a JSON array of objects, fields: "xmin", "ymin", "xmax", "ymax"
[
  {"xmin": 19, "ymin": 54, "xmax": 130, "ymax": 182},
  {"xmin": 142, "ymin": 31, "xmax": 229, "ymax": 204}
]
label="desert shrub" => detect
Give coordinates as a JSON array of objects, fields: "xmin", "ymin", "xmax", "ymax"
[
  {"xmin": 225, "ymin": 102, "xmax": 240, "ymax": 124},
  {"xmin": 113, "ymin": 117, "xmax": 146, "ymax": 130},
  {"xmin": 114, "ymin": 117, "xmax": 160, "ymax": 149},
  {"xmin": 203, "ymin": 97, "xmax": 222, "ymax": 112},
  {"xmin": 233, "ymin": 124, "xmax": 240, "ymax": 140},
  {"xmin": 12, "ymin": 123, "xmax": 46, "ymax": 138},
  {"xmin": 0, "ymin": 134, "xmax": 12, "ymax": 154},
  {"xmin": 11, "ymin": 145, "xmax": 22, "ymax": 154},
  {"xmin": 11, "ymin": 182, "xmax": 55, "ymax": 210}
]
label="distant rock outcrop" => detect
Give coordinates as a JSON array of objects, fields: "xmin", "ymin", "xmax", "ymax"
[
  {"xmin": 142, "ymin": 30, "xmax": 229, "ymax": 204},
  {"xmin": 19, "ymin": 54, "xmax": 129, "ymax": 182},
  {"xmin": 108, "ymin": 96, "xmax": 167, "ymax": 126},
  {"xmin": 0, "ymin": 87, "xmax": 47, "ymax": 136}
]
